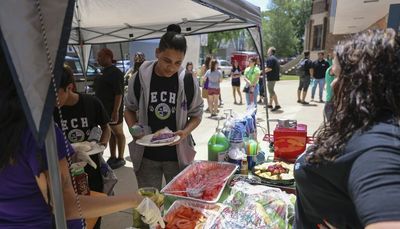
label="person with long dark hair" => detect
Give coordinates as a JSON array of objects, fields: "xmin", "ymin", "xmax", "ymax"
[
  {"xmin": 231, "ymin": 59, "xmax": 243, "ymax": 105},
  {"xmin": 294, "ymin": 29, "xmax": 400, "ymax": 229},
  {"xmin": 124, "ymin": 24, "xmax": 203, "ymax": 190},
  {"xmin": 124, "ymin": 52, "xmax": 146, "ymax": 85},
  {"xmin": 204, "ymin": 59, "xmax": 223, "ymax": 117},
  {"xmin": 202, "ymin": 55, "xmax": 212, "ymax": 112},
  {"xmin": 243, "ymin": 57, "xmax": 261, "ymax": 107},
  {"xmin": 0, "ymin": 48, "xmax": 164, "ymax": 228}
]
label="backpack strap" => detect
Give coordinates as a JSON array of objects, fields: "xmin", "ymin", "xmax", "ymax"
[
  {"xmin": 133, "ymin": 70, "xmax": 194, "ymax": 108},
  {"xmin": 183, "ymin": 71, "xmax": 195, "ymax": 108},
  {"xmin": 133, "ymin": 71, "xmax": 141, "ymax": 103}
]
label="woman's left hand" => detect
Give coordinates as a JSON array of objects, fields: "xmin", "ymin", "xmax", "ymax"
[{"xmin": 170, "ymin": 130, "xmax": 189, "ymax": 145}]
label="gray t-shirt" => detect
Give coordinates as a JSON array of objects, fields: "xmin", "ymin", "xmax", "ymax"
[{"xmin": 205, "ymin": 69, "xmax": 222, "ymax": 89}]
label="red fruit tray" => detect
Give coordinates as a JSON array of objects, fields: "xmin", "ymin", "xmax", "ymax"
[{"xmin": 161, "ymin": 161, "xmax": 238, "ymax": 204}]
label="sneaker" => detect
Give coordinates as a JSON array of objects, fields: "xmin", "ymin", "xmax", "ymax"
[
  {"xmin": 110, "ymin": 158, "xmax": 126, "ymax": 170},
  {"xmin": 297, "ymin": 100, "xmax": 302, "ymax": 103},
  {"xmin": 271, "ymin": 105, "xmax": 281, "ymax": 111},
  {"xmin": 319, "ymin": 99, "xmax": 325, "ymax": 103},
  {"xmin": 267, "ymin": 105, "xmax": 273, "ymax": 109},
  {"xmin": 311, "ymin": 98, "xmax": 315, "ymax": 102},
  {"xmin": 106, "ymin": 157, "xmax": 117, "ymax": 166},
  {"xmin": 210, "ymin": 113, "xmax": 218, "ymax": 117},
  {"xmin": 301, "ymin": 101, "xmax": 309, "ymax": 105}
]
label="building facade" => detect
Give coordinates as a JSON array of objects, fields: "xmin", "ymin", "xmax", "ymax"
[{"xmin": 304, "ymin": 0, "xmax": 396, "ymax": 59}]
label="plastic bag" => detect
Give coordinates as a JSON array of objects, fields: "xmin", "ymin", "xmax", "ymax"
[
  {"xmin": 210, "ymin": 182, "xmax": 296, "ymax": 229},
  {"xmin": 99, "ymin": 156, "xmax": 118, "ymax": 196}
]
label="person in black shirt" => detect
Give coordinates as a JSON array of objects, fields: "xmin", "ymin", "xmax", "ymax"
[
  {"xmin": 311, "ymin": 51, "xmax": 330, "ymax": 103},
  {"xmin": 297, "ymin": 51, "xmax": 314, "ymax": 104},
  {"xmin": 124, "ymin": 24, "xmax": 204, "ymax": 190},
  {"xmin": 294, "ymin": 29, "xmax": 400, "ymax": 229},
  {"xmin": 94, "ymin": 48, "xmax": 126, "ymax": 169},
  {"xmin": 230, "ymin": 60, "xmax": 243, "ymax": 105},
  {"xmin": 55, "ymin": 66, "xmax": 111, "ymax": 229},
  {"xmin": 264, "ymin": 47, "xmax": 281, "ymax": 111}
]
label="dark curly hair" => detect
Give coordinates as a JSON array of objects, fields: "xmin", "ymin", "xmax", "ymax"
[{"xmin": 307, "ymin": 29, "xmax": 400, "ymax": 164}]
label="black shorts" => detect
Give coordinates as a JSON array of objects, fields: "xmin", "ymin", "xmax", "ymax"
[
  {"xmin": 298, "ymin": 76, "xmax": 311, "ymax": 91},
  {"xmin": 232, "ymin": 78, "xmax": 240, "ymax": 87},
  {"xmin": 106, "ymin": 106, "xmax": 124, "ymax": 125}
]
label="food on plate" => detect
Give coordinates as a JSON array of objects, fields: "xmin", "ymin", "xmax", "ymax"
[
  {"xmin": 253, "ymin": 162, "xmax": 294, "ymax": 180},
  {"xmin": 161, "ymin": 205, "xmax": 206, "ymax": 229},
  {"xmin": 163, "ymin": 162, "xmax": 236, "ymax": 202},
  {"xmin": 151, "ymin": 127, "xmax": 176, "ymax": 143}
]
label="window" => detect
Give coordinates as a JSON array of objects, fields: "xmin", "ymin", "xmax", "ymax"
[{"xmin": 313, "ymin": 25, "xmax": 323, "ymax": 50}]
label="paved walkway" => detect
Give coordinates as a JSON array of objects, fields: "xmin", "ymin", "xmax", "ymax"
[{"xmin": 100, "ymin": 78, "xmax": 325, "ymax": 228}]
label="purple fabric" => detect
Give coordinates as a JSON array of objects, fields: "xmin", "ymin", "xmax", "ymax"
[
  {"xmin": 0, "ymin": 126, "xmax": 82, "ymax": 229},
  {"xmin": 203, "ymin": 77, "xmax": 209, "ymax": 89}
]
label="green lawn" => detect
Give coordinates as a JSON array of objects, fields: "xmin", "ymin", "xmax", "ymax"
[{"xmin": 280, "ymin": 74, "xmax": 298, "ymax": 81}]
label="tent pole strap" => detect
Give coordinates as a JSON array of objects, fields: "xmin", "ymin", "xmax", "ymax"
[{"xmin": 45, "ymin": 120, "xmax": 67, "ymax": 229}]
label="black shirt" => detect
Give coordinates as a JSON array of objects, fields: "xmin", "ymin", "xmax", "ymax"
[
  {"xmin": 266, "ymin": 55, "xmax": 280, "ymax": 81},
  {"xmin": 54, "ymin": 94, "xmax": 109, "ymax": 143},
  {"xmin": 294, "ymin": 119, "xmax": 400, "ymax": 229},
  {"xmin": 231, "ymin": 66, "xmax": 241, "ymax": 83},
  {"xmin": 94, "ymin": 65, "xmax": 124, "ymax": 115},
  {"xmin": 143, "ymin": 69, "xmax": 178, "ymax": 161},
  {"xmin": 54, "ymin": 93, "xmax": 109, "ymax": 192},
  {"xmin": 313, "ymin": 59, "xmax": 330, "ymax": 79},
  {"xmin": 303, "ymin": 58, "xmax": 313, "ymax": 77}
]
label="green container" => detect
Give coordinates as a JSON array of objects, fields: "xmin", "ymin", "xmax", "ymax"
[{"xmin": 208, "ymin": 132, "xmax": 230, "ymax": 161}]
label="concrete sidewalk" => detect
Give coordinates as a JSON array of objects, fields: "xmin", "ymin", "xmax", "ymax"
[{"xmin": 100, "ymin": 78, "xmax": 325, "ymax": 228}]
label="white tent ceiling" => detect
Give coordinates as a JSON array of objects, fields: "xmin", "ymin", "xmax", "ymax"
[
  {"xmin": 332, "ymin": 0, "xmax": 400, "ymax": 34},
  {"xmin": 70, "ymin": 0, "xmax": 262, "ymax": 44}
]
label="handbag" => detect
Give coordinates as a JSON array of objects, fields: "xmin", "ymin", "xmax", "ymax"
[
  {"xmin": 243, "ymin": 67, "xmax": 256, "ymax": 93},
  {"xmin": 99, "ymin": 155, "xmax": 118, "ymax": 196}
]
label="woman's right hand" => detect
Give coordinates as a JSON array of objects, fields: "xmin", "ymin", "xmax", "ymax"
[{"xmin": 136, "ymin": 197, "xmax": 165, "ymax": 228}]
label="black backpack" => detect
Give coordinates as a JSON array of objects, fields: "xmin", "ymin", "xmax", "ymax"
[
  {"xmin": 296, "ymin": 59, "xmax": 307, "ymax": 77},
  {"xmin": 133, "ymin": 70, "xmax": 195, "ymax": 108}
]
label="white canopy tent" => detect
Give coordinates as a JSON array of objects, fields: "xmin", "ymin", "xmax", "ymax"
[
  {"xmin": 71, "ymin": 0, "xmax": 265, "ymax": 78},
  {"xmin": 0, "ymin": 0, "xmax": 267, "ymax": 228}
]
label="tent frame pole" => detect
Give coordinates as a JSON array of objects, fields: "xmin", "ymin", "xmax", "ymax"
[
  {"xmin": 257, "ymin": 26, "xmax": 270, "ymax": 136},
  {"xmin": 246, "ymin": 26, "xmax": 271, "ymax": 136},
  {"xmin": 45, "ymin": 120, "xmax": 67, "ymax": 229}
]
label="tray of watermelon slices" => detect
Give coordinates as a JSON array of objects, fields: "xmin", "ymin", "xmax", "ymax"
[{"xmin": 161, "ymin": 161, "xmax": 238, "ymax": 204}]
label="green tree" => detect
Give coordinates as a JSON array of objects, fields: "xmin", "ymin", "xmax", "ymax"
[
  {"xmin": 262, "ymin": 0, "xmax": 312, "ymax": 56},
  {"xmin": 206, "ymin": 30, "xmax": 241, "ymax": 54},
  {"xmin": 290, "ymin": 0, "xmax": 313, "ymax": 52}
]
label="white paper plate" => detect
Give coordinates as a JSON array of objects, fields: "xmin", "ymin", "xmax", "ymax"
[
  {"xmin": 71, "ymin": 142, "xmax": 105, "ymax": 155},
  {"xmin": 85, "ymin": 144, "xmax": 106, "ymax": 155},
  {"xmin": 136, "ymin": 134, "xmax": 180, "ymax": 147}
]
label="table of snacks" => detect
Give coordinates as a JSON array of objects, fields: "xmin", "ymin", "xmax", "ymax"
[{"xmin": 159, "ymin": 160, "xmax": 296, "ymax": 229}]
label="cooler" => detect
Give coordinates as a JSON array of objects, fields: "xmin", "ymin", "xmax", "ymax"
[{"xmin": 263, "ymin": 119, "xmax": 314, "ymax": 163}]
